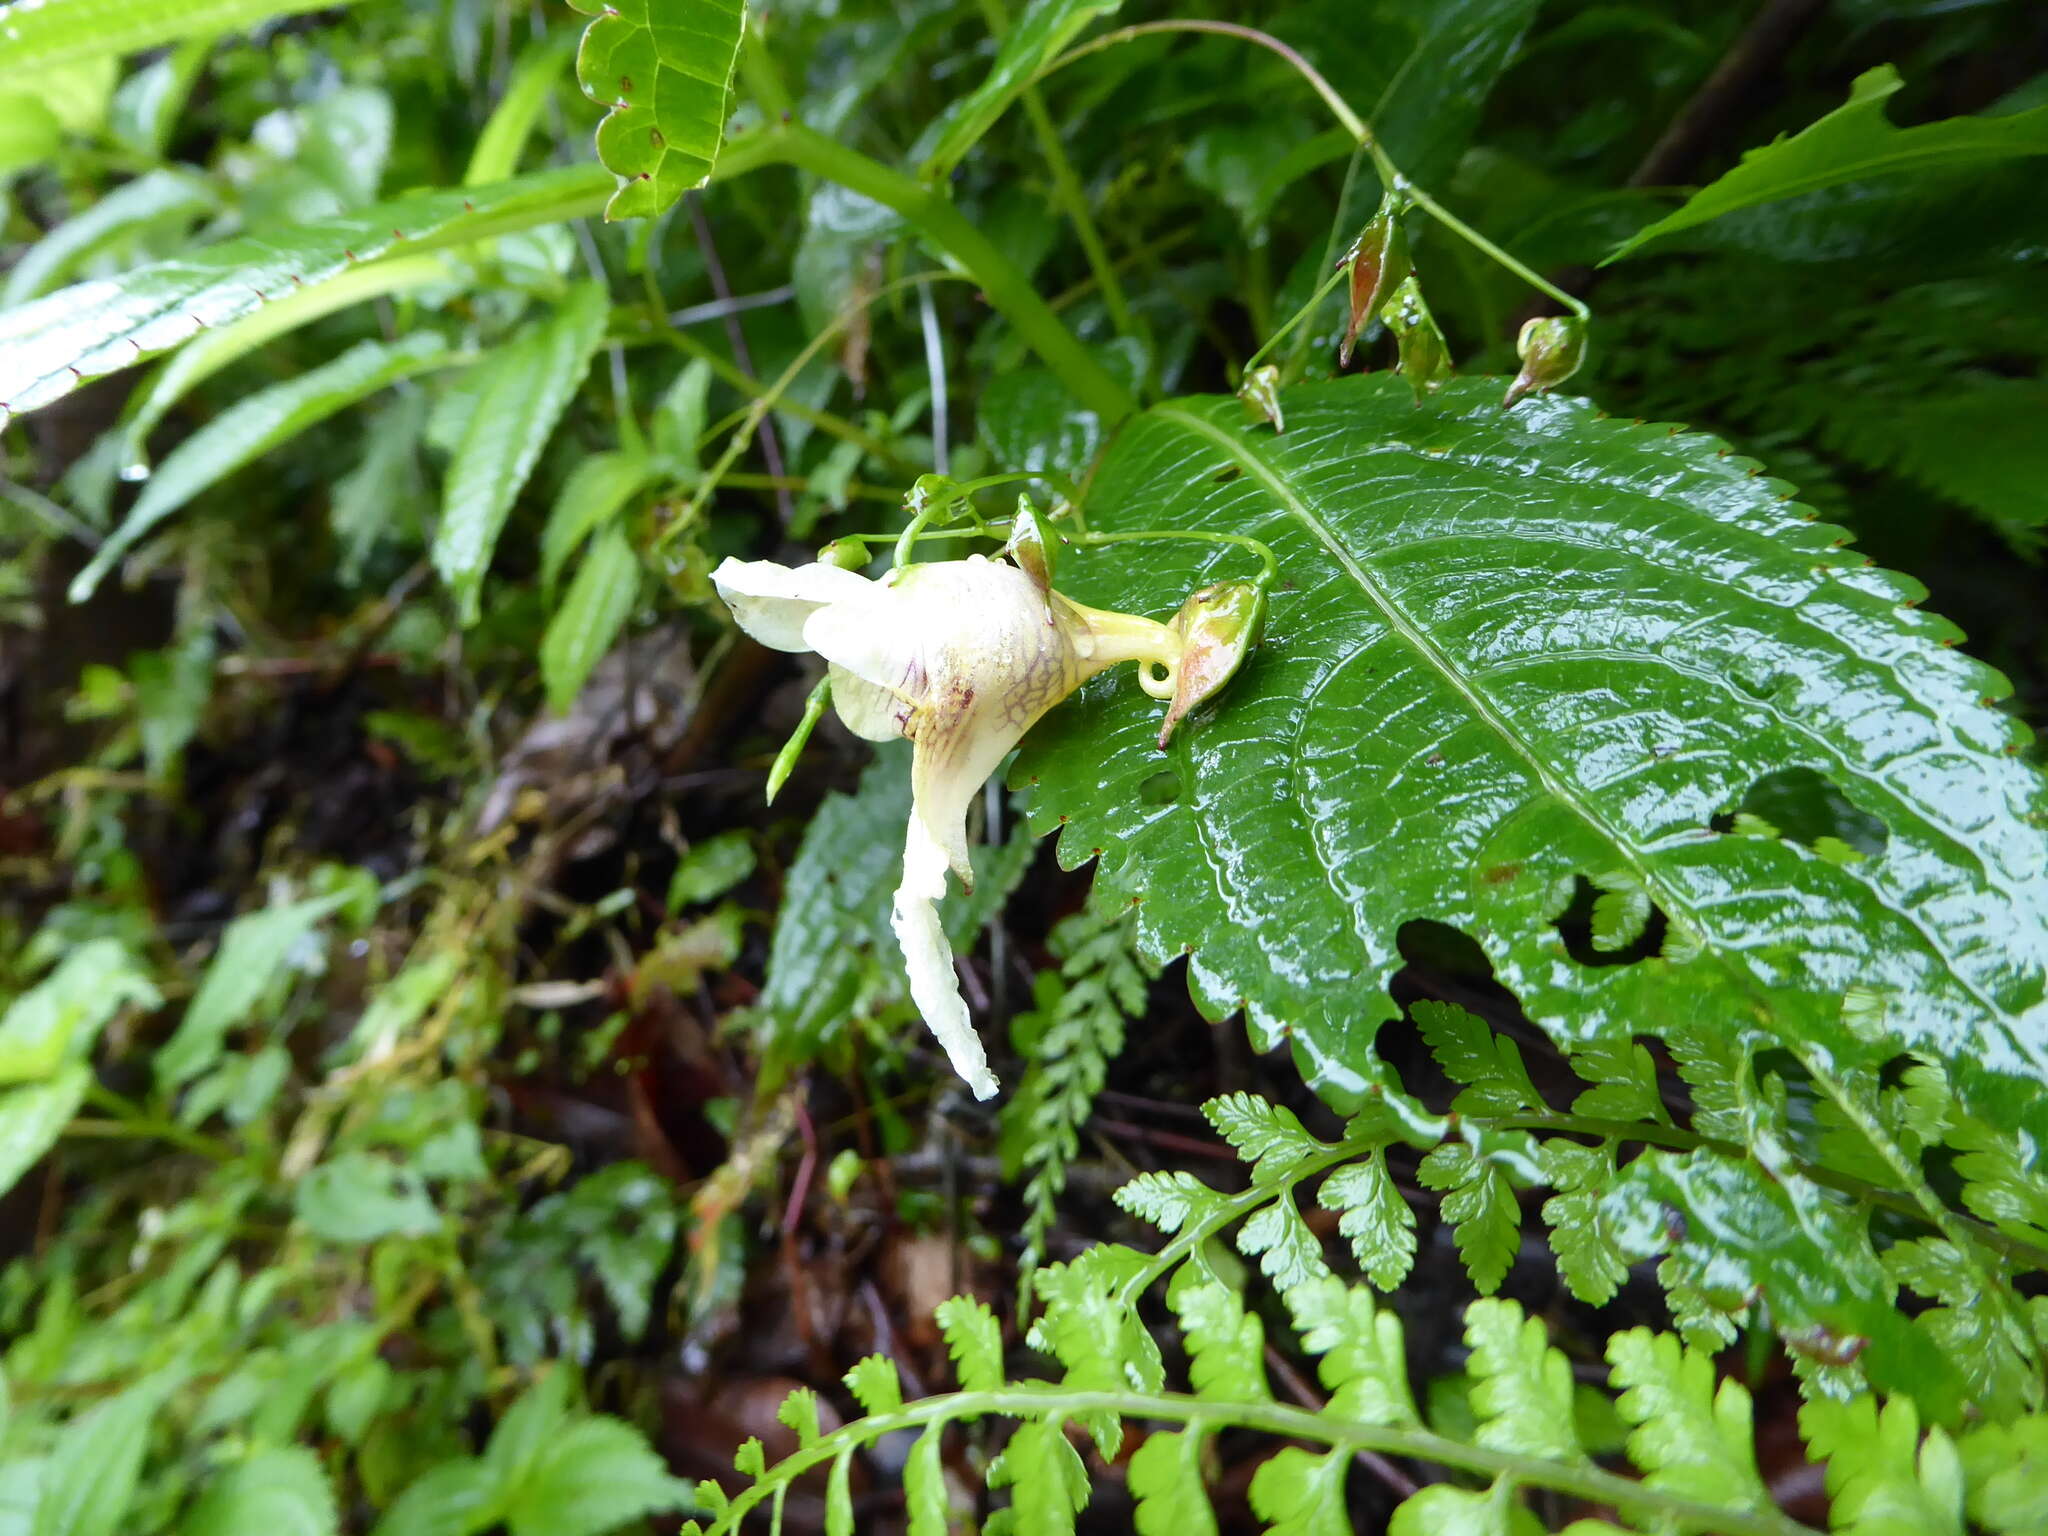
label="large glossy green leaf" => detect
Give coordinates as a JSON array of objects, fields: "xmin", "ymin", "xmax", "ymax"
[
  {"xmin": 920, "ymin": 0, "xmax": 1122, "ymax": 181},
  {"xmin": 1016, "ymin": 376, "xmax": 2048, "ymax": 1146},
  {"xmin": 433, "ymin": 283, "xmax": 610, "ymax": 624},
  {"xmin": 566, "ymin": 0, "xmax": 745, "ymax": 220},
  {"xmin": 72, "ymin": 333, "xmax": 455, "ymax": 601},
  {"xmin": 0, "ymin": 165, "xmax": 607, "ymax": 428},
  {"xmin": 1608, "ymin": 65, "xmax": 2048, "ymax": 262},
  {"xmin": 0, "ymin": 0, "xmax": 357, "ymax": 82}
]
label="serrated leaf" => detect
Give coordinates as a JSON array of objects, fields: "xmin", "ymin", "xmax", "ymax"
[
  {"xmin": 29, "ymin": 1374, "xmax": 174, "ymax": 1536},
  {"xmin": 986, "ymin": 1418, "xmax": 1091, "ymax": 1535},
  {"xmin": 934, "ymin": 1295, "xmax": 1003, "ymax": 1392},
  {"xmin": 1959, "ymin": 1416, "xmax": 2048, "ymax": 1534},
  {"xmin": 1606, "ymin": 1328, "xmax": 1765, "ymax": 1509},
  {"xmin": 1389, "ymin": 1482, "xmax": 1542, "ymax": 1536},
  {"xmin": 1286, "ymin": 1277, "xmax": 1418, "ymax": 1427},
  {"xmin": 1801, "ymin": 1395, "xmax": 1965, "ymax": 1536},
  {"xmin": 1017, "ymin": 375, "xmax": 2048, "ymax": 1159},
  {"xmin": 1565, "ymin": 1036, "xmax": 1667, "ymax": 1124},
  {"xmin": 72, "ymin": 334, "xmax": 452, "ymax": 600},
  {"xmin": 1541, "ymin": 1188, "xmax": 1629, "ymax": 1307},
  {"xmin": 1170, "ymin": 1280, "xmax": 1268, "ymax": 1403},
  {"xmin": 905, "ymin": 1426, "xmax": 949, "ymax": 1536},
  {"xmin": 1463, "ymin": 1298, "xmax": 1581, "ymax": 1462},
  {"xmin": 369, "ymin": 1460, "xmax": 498, "ymax": 1536},
  {"xmin": 775, "ymin": 1387, "xmax": 821, "ymax": 1447},
  {"xmin": 541, "ymin": 521, "xmax": 641, "ymax": 713},
  {"xmin": 435, "ymin": 283, "xmax": 608, "ymax": 623},
  {"xmin": 1204, "ymin": 1092, "xmax": 1322, "ymax": 1185},
  {"xmin": 0, "ymin": 166, "xmax": 606, "ymax": 427},
  {"xmin": 1316, "ymin": 1153, "xmax": 1416, "ymax": 1291},
  {"xmin": 1609, "ymin": 67, "xmax": 2048, "ymax": 261},
  {"xmin": 1235, "ymin": 1196, "xmax": 1329, "ymax": 1292},
  {"xmin": 504, "ymin": 1416, "xmax": 691, "ymax": 1536},
  {"xmin": 1418, "ymin": 1142, "xmax": 1521, "ymax": 1296},
  {"xmin": 1587, "ymin": 870, "xmax": 1651, "ymax": 953},
  {"xmin": 183, "ymin": 1447, "xmax": 338, "ymax": 1536},
  {"xmin": 1114, "ymin": 1169, "xmax": 1231, "ymax": 1235},
  {"xmin": 1414, "ymin": 1001, "xmax": 1542, "ymax": 1115},
  {"xmin": 566, "ymin": 0, "xmax": 745, "ymax": 220},
  {"xmin": 0, "ymin": 0, "xmax": 357, "ymax": 81},
  {"xmin": 1129, "ymin": 1430, "xmax": 1217, "ymax": 1536},
  {"xmin": 920, "ymin": 0, "xmax": 1123, "ymax": 181},
  {"xmin": 842, "ymin": 1354, "xmax": 903, "ymax": 1416},
  {"xmin": 1604, "ymin": 1147, "xmax": 1965, "ymax": 1412},
  {"xmin": 1245, "ymin": 1446, "xmax": 1349, "ymax": 1536}
]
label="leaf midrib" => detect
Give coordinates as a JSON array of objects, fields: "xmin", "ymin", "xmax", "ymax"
[{"xmin": 1150, "ymin": 400, "xmax": 2020, "ymax": 1042}]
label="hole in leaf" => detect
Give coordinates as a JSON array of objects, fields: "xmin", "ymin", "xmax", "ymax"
[
  {"xmin": 1138, "ymin": 770, "xmax": 1181, "ymax": 806},
  {"xmin": 1709, "ymin": 767, "xmax": 1889, "ymax": 862},
  {"xmin": 1554, "ymin": 873, "xmax": 1668, "ymax": 967}
]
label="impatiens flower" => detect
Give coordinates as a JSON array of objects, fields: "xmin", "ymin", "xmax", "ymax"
[{"xmin": 713, "ymin": 551, "xmax": 1183, "ymax": 1099}]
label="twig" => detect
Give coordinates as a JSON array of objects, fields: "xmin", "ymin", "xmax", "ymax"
[{"xmin": 669, "ymin": 285, "xmax": 797, "ymax": 327}]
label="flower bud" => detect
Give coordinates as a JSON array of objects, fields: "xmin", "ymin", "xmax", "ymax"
[
  {"xmin": 1339, "ymin": 194, "xmax": 1410, "ymax": 368},
  {"xmin": 817, "ymin": 536, "xmax": 870, "ymax": 570},
  {"xmin": 1238, "ymin": 364, "xmax": 1285, "ymax": 433},
  {"xmin": 1503, "ymin": 315, "xmax": 1588, "ymax": 409},
  {"xmin": 1380, "ymin": 275, "xmax": 1452, "ymax": 404},
  {"xmin": 1158, "ymin": 580, "xmax": 1266, "ymax": 748},
  {"xmin": 1003, "ymin": 496, "xmax": 1058, "ymax": 595}
]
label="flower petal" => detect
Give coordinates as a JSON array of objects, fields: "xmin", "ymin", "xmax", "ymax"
[
  {"xmin": 711, "ymin": 557, "xmax": 874, "ymax": 652},
  {"xmin": 828, "ymin": 662, "xmax": 902, "ymax": 743},
  {"xmin": 892, "ymin": 812, "xmax": 998, "ymax": 1100}
]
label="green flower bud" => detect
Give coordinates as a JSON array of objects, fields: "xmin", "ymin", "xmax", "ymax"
[
  {"xmin": 1158, "ymin": 579, "xmax": 1266, "ymax": 748},
  {"xmin": 1340, "ymin": 193, "xmax": 1410, "ymax": 368},
  {"xmin": 1003, "ymin": 495, "xmax": 1058, "ymax": 595},
  {"xmin": 1503, "ymin": 315, "xmax": 1588, "ymax": 409},
  {"xmin": 817, "ymin": 536, "xmax": 871, "ymax": 570},
  {"xmin": 1238, "ymin": 364, "xmax": 1285, "ymax": 433},
  {"xmin": 1380, "ymin": 275, "xmax": 1453, "ymax": 404}
]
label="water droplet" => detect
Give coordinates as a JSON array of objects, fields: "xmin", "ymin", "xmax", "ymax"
[{"xmin": 118, "ymin": 460, "xmax": 151, "ymax": 483}]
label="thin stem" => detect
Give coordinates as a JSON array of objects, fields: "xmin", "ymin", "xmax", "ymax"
[
  {"xmin": 686, "ymin": 189, "xmax": 795, "ymax": 527},
  {"xmin": 707, "ymin": 1387, "xmax": 1820, "ymax": 1536},
  {"xmin": 640, "ymin": 320, "xmax": 902, "ymax": 467},
  {"xmin": 1287, "ymin": 143, "xmax": 1368, "ymax": 375},
  {"xmin": 1072, "ymin": 526, "xmax": 1278, "ymax": 587},
  {"xmin": 1039, "ymin": 21, "xmax": 1368, "ymax": 145},
  {"xmin": 1038, "ymin": 19, "xmax": 1590, "ymax": 330},
  {"xmin": 917, "ymin": 282, "xmax": 950, "ymax": 476},
  {"xmin": 1242, "ymin": 258, "xmax": 1349, "ymax": 379},
  {"xmin": 975, "ymin": 0, "xmax": 1133, "ymax": 336},
  {"xmin": 1395, "ymin": 180, "xmax": 1591, "ymax": 321}
]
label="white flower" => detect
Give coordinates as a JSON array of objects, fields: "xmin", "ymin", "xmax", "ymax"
[{"xmin": 713, "ymin": 552, "xmax": 1180, "ymax": 1098}]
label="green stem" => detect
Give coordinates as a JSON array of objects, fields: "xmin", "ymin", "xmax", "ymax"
[
  {"xmin": 769, "ymin": 122, "xmax": 1137, "ymax": 422},
  {"xmin": 706, "ymin": 1387, "xmax": 1819, "ymax": 1536},
  {"xmin": 974, "ymin": 0, "xmax": 1133, "ymax": 337},
  {"xmin": 1040, "ymin": 20, "xmax": 1368, "ymax": 144},
  {"xmin": 1242, "ymin": 258, "xmax": 1349, "ymax": 379},
  {"xmin": 1037, "ymin": 19, "xmax": 1590, "ymax": 328}
]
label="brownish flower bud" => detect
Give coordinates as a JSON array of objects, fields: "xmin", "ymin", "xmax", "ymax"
[
  {"xmin": 1340, "ymin": 194, "xmax": 1410, "ymax": 368},
  {"xmin": 1158, "ymin": 580, "xmax": 1266, "ymax": 748}
]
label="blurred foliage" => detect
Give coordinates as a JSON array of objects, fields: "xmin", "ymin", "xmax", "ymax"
[{"xmin": 2, "ymin": 0, "xmax": 2047, "ymax": 1532}]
